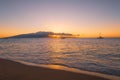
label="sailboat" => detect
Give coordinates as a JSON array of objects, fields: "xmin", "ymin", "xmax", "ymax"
[{"xmin": 97, "ymin": 33, "xmax": 104, "ymax": 39}]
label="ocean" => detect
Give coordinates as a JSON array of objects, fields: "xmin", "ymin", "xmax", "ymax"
[{"xmin": 0, "ymin": 38, "xmax": 120, "ymax": 76}]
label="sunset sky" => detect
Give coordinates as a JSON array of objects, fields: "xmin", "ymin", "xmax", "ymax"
[{"xmin": 0, "ymin": 0, "xmax": 120, "ymax": 38}]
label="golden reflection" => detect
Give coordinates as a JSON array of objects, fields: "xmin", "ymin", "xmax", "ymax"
[
  {"xmin": 48, "ymin": 39, "xmax": 69, "ymax": 64},
  {"xmin": 49, "ymin": 39, "xmax": 67, "ymax": 53},
  {"xmin": 47, "ymin": 65, "xmax": 65, "ymax": 69}
]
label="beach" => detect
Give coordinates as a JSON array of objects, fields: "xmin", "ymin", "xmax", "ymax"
[{"xmin": 0, "ymin": 58, "xmax": 110, "ymax": 80}]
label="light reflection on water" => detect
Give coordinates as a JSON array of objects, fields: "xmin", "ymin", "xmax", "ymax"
[{"xmin": 0, "ymin": 38, "xmax": 120, "ymax": 76}]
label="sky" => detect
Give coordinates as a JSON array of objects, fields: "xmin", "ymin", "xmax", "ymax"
[{"xmin": 0, "ymin": 0, "xmax": 120, "ymax": 38}]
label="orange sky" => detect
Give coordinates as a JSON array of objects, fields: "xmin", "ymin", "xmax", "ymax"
[{"xmin": 0, "ymin": 24, "xmax": 120, "ymax": 38}]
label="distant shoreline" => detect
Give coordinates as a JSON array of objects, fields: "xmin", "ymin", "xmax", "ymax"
[
  {"xmin": 0, "ymin": 37, "xmax": 120, "ymax": 39},
  {"xmin": 0, "ymin": 31, "xmax": 119, "ymax": 39}
]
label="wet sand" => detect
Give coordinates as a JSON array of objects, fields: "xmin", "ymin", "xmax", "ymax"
[{"xmin": 0, "ymin": 58, "xmax": 112, "ymax": 80}]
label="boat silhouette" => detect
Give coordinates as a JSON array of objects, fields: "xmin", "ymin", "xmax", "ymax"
[{"xmin": 97, "ymin": 33, "xmax": 104, "ymax": 39}]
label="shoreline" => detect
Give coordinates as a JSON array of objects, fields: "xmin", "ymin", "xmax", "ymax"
[
  {"xmin": 0, "ymin": 58, "xmax": 119, "ymax": 80},
  {"xmin": 17, "ymin": 60, "xmax": 120, "ymax": 80}
]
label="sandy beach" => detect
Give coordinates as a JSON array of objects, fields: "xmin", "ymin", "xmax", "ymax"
[{"xmin": 0, "ymin": 58, "xmax": 111, "ymax": 80}]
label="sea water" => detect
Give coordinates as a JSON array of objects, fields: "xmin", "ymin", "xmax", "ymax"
[{"xmin": 0, "ymin": 38, "xmax": 120, "ymax": 76}]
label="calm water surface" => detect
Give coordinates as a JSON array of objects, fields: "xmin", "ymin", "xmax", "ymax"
[{"xmin": 0, "ymin": 38, "xmax": 120, "ymax": 76}]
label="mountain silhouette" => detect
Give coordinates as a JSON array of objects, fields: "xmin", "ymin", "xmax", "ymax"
[
  {"xmin": 5, "ymin": 31, "xmax": 53, "ymax": 38},
  {"xmin": 4, "ymin": 31, "xmax": 73, "ymax": 39}
]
